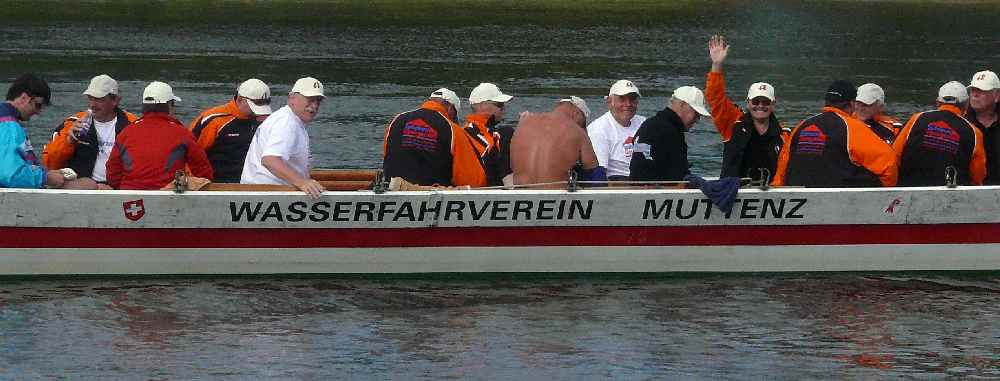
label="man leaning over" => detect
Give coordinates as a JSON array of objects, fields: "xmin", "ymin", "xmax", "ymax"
[
  {"xmin": 0, "ymin": 73, "xmax": 67, "ymax": 188},
  {"xmin": 383, "ymin": 88, "xmax": 486, "ymax": 187},
  {"xmin": 43, "ymin": 74, "xmax": 138, "ymax": 189},
  {"xmin": 464, "ymin": 83, "xmax": 513, "ymax": 186},
  {"xmin": 241, "ymin": 77, "xmax": 326, "ymax": 200},
  {"xmin": 630, "ymin": 86, "xmax": 711, "ymax": 181},
  {"xmin": 510, "ymin": 96, "xmax": 602, "ymax": 188}
]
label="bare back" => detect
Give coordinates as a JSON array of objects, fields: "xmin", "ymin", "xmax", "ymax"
[{"xmin": 510, "ymin": 111, "xmax": 598, "ymax": 188}]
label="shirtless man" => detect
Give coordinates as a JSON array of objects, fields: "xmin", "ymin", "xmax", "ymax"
[{"xmin": 510, "ymin": 97, "xmax": 603, "ymax": 188}]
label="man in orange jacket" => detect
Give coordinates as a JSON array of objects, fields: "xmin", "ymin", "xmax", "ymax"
[
  {"xmin": 190, "ymin": 78, "xmax": 272, "ymax": 183},
  {"xmin": 893, "ymin": 81, "xmax": 985, "ymax": 186},
  {"xmin": 464, "ymin": 83, "xmax": 514, "ymax": 186},
  {"xmin": 42, "ymin": 74, "xmax": 138, "ymax": 189},
  {"xmin": 773, "ymin": 80, "xmax": 898, "ymax": 187},
  {"xmin": 704, "ymin": 35, "xmax": 788, "ymax": 182},
  {"xmin": 383, "ymin": 88, "xmax": 486, "ymax": 187}
]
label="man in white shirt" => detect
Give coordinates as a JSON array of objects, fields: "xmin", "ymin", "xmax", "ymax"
[
  {"xmin": 42, "ymin": 74, "xmax": 138, "ymax": 189},
  {"xmin": 241, "ymin": 77, "xmax": 326, "ymax": 199},
  {"xmin": 586, "ymin": 79, "xmax": 647, "ymax": 180}
]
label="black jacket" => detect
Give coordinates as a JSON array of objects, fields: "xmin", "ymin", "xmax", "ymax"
[
  {"xmin": 721, "ymin": 111, "xmax": 786, "ymax": 181},
  {"xmin": 629, "ymin": 108, "xmax": 690, "ymax": 181}
]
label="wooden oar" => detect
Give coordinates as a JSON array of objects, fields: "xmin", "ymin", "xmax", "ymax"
[
  {"xmin": 310, "ymin": 169, "xmax": 377, "ymax": 182},
  {"xmin": 201, "ymin": 180, "xmax": 372, "ymax": 192}
]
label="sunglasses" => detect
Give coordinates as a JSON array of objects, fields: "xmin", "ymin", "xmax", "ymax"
[
  {"xmin": 31, "ymin": 97, "xmax": 45, "ymax": 110},
  {"xmin": 489, "ymin": 101, "xmax": 506, "ymax": 110},
  {"xmin": 749, "ymin": 97, "xmax": 772, "ymax": 106}
]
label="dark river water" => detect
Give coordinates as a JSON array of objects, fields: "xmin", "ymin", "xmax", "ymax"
[{"xmin": 1, "ymin": 1, "xmax": 999, "ymax": 379}]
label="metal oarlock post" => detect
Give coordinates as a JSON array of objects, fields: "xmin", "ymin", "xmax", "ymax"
[
  {"xmin": 567, "ymin": 170, "xmax": 578, "ymax": 192},
  {"xmin": 945, "ymin": 166, "xmax": 958, "ymax": 188},
  {"xmin": 373, "ymin": 169, "xmax": 387, "ymax": 194},
  {"xmin": 173, "ymin": 170, "xmax": 188, "ymax": 194}
]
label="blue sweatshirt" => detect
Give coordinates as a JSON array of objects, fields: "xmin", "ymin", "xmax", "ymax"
[{"xmin": 0, "ymin": 102, "xmax": 46, "ymax": 188}]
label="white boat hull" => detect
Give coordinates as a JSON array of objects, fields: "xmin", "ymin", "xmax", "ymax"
[{"xmin": 2, "ymin": 186, "xmax": 999, "ymax": 275}]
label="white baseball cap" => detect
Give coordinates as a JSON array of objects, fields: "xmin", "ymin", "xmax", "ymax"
[
  {"xmin": 969, "ymin": 70, "xmax": 1000, "ymax": 91},
  {"xmin": 429, "ymin": 88, "xmax": 460, "ymax": 110},
  {"xmin": 237, "ymin": 78, "xmax": 272, "ymax": 115},
  {"xmin": 83, "ymin": 74, "xmax": 118, "ymax": 98},
  {"xmin": 469, "ymin": 83, "xmax": 513, "ymax": 105},
  {"xmin": 937, "ymin": 81, "xmax": 969, "ymax": 104},
  {"xmin": 142, "ymin": 81, "xmax": 181, "ymax": 104},
  {"xmin": 290, "ymin": 77, "xmax": 325, "ymax": 98},
  {"xmin": 855, "ymin": 83, "xmax": 885, "ymax": 105},
  {"xmin": 672, "ymin": 86, "xmax": 710, "ymax": 116},
  {"xmin": 558, "ymin": 96, "xmax": 591, "ymax": 120},
  {"xmin": 608, "ymin": 79, "xmax": 641, "ymax": 97},
  {"xmin": 746, "ymin": 82, "xmax": 775, "ymax": 101}
]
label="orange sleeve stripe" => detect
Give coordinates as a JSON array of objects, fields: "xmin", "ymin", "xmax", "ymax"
[{"xmin": 970, "ymin": 120, "xmax": 987, "ymax": 185}]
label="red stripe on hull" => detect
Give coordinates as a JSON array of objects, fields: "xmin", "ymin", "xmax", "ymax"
[{"xmin": 2, "ymin": 224, "xmax": 999, "ymax": 248}]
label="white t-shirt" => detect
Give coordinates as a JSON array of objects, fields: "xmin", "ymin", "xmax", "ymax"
[
  {"xmin": 90, "ymin": 117, "xmax": 117, "ymax": 182},
  {"xmin": 586, "ymin": 111, "xmax": 647, "ymax": 177},
  {"xmin": 240, "ymin": 105, "xmax": 311, "ymax": 185}
]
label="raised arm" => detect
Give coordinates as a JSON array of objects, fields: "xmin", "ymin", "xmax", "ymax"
[{"xmin": 705, "ymin": 35, "xmax": 741, "ymax": 142}]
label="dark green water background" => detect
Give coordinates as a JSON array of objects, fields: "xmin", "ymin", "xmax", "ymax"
[{"xmin": 1, "ymin": 1, "xmax": 999, "ymax": 379}]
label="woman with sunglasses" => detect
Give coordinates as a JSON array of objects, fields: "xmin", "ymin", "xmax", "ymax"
[{"xmin": 705, "ymin": 35, "xmax": 789, "ymax": 183}]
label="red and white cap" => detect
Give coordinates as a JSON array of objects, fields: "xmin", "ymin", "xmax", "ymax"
[
  {"xmin": 746, "ymin": 82, "xmax": 775, "ymax": 101},
  {"xmin": 969, "ymin": 70, "xmax": 999, "ymax": 91}
]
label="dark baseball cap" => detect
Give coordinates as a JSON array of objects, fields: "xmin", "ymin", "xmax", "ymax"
[{"xmin": 825, "ymin": 80, "xmax": 857, "ymax": 103}]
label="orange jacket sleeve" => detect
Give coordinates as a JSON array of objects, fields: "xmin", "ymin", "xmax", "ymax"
[
  {"xmin": 846, "ymin": 116, "xmax": 898, "ymax": 187},
  {"xmin": 41, "ymin": 112, "xmax": 85, "ymax": 169},
  {"xmin": 891, "ymin": 112, "xmax": 921, "ymax": 158},
  {"xmin": 770, "ymin": 120, "xmax": 804, "ymax": 186},
  {"xmin": 705, "ymin": 71, "xmax": 742, "ymax": 142},
  {"xmin": 450, "ymin": 122, "xmax": 487, "ymax": 187},
  {"xmin": 183, "ymin": 129, "xmax": 214, "ymax": 180},
  {"xmin": 189, "ymin": 112, "xmax": 226, "ymax": 152}
]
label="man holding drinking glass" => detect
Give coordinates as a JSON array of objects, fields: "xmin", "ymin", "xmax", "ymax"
[{"xmin": 704, "ymin": 35, "xmax": 789, "ymax": 182}]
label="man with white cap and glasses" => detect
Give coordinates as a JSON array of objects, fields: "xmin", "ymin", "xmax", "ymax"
[
  {"xmin": 892, "ymin": 81, "xmax": 985, "ymax": 186},
  {"xmin": 629, "ymin": 86, "xmax": 711, "ymax": 181},
  {"xmin": 43, "ymin": 74, "xmax": 138, "ymax": 189},
  {"xmin": 773, "ymin": 80, "xmax": 897, "ymax": 187},
  {"xmin": 383, "ymin": 87, "xmax": 487, "ymax": 187},
  {"xmin": 464, "ymin": 82, "xmax": 514, "ymax": 186},
  {"xmin": 241, "ymin": 77, "xmax": 326, "ymax": 199},
  {"xmin": 190, "ymin": 78, "xmax": 272, "ymax": 183},
  {"xmin": 105, "ymin": 81, "xmax": 213, "ymax": 189},
  {"xmin": 705, "ymin": 35, "xmax": 788, "ymax": 182},
  {"xmin": 853, "ymin": 83, "xmax": 902, "ymax": 144},
  {"xmin": 588, "ymin": 79, "xmax": 646, "ymax": 181},
  {"xmin": 965, "ymin": 70, "xmax": 1000, "ymax": 184},
  {"xmin": 509, "ymin": 96, "xmax": 602, "ymax": 187}
]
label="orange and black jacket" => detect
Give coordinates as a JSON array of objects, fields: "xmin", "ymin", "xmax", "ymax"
[
  {"xmin": 892, "ymin": 104, "xmax": 985, "ymax": 186},
  {"xmin": 42, "ymin": 108, "xmax": 138, "ymax": 178},
  {"xmin": 705, "ymin": 72, "xmax": 788, "ymax": 181},
  {"xmin": 864, "ymin": 114, "xmax": 902, "ymax": 144},
  {"xmin": 106, "ymin": 112, "xmax": 213, "ymax": 190},
  {"xmin": 189, "ymin": 99, "xmax": 258, "ymax": 183},
  {"xmin": 383, "ymin": 101, "xmax": 487, "ymax": 187},
  {"xmin": 773, "ymin": 107, "xmax": 898, "ymax": 187},
  {"xmin": 967, "ymin": 103, "xmax": 1000, "ymax": 184},
  {"xmin": 464, "ymin": 113, "xmax": 510, "ymax": 186}
]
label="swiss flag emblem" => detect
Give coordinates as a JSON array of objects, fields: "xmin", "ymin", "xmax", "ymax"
[{"xmin": 123, "ymin": 199, "xmax": 145, "ymax": 221}]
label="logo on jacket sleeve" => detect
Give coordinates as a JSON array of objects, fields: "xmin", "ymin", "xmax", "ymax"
[{"xmin": 123, "ymin": 199, "xmax": 146, "ymax": 221}]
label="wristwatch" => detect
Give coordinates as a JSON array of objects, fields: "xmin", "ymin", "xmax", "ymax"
[{"xmin": 59, "ymin": 168, "xmax": 78, "ymax": 181}]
